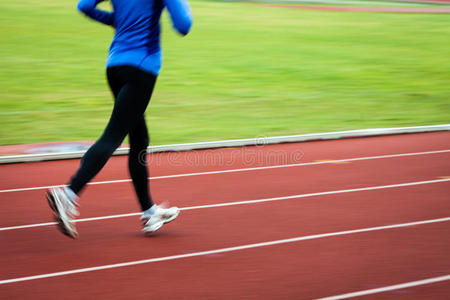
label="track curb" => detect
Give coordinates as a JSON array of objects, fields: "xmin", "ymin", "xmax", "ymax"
[{"xmin": 1, "ymin": 124, "xmax": 449, "ymax": 164}]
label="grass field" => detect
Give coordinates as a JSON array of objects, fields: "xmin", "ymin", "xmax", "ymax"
[{"xmin": 0, "ymin": 0, "xmax": 449, "ymax": 146}]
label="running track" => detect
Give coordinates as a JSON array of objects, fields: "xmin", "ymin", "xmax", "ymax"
[{"xmin": 1, "ymin": 132, "xmax": 449, "ymax": 299}]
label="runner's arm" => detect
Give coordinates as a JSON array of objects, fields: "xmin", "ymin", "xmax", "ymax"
[
  {"xmin": 164, "ymin": 0, "xmax": 193, "ymax": 36},
  {"xmin": 77, "ymin": 0, "xmax": 114, "ymax": 26}
]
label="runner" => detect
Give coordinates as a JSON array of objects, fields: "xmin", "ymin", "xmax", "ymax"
[{"xmin": 47, "ymin": 0, "xmax": 193, "ymax": 238}]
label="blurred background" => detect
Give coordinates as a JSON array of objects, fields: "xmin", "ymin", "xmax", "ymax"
[{"xmin": 0, "ymin": 0, "xmax": 449, "ymax": 149}]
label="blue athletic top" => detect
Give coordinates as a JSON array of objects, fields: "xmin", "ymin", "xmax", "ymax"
[{"xmin": 77, "ymin": 0, "xmax": 192, "ymax": 75}]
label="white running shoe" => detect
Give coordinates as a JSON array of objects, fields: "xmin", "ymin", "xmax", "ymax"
[
  {"xmin": 46, "ymin": 187, "xmax": 79, "ymax": 238},
  {"xmin": 141, "ymin": 205, "xmax": 180, "ymax": 234}
]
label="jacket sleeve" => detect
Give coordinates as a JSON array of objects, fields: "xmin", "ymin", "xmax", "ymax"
[
  {"xmin": 77, "ymin": 0, "xmax": 114, "ymax": 26},
  {"xmin": 163, "ymin": 0, "xmax": 193, "ymax": 36}
]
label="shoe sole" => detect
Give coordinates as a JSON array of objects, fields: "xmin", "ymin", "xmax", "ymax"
[
  {"xmin": 46, "ymin": 190, "xmax": 78, "ymax": 239},
  {"xmin": 47, "ymin": 193, "xmax": 71, "ymax": 236}
]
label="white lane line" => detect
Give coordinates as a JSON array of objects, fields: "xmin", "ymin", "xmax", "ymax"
[
  {"xmin": 318, "ymin": 275, "xmax": 450, "ymax": 299},
  {"xmin": 1, "ymin": 149, "xmax": 449, "ymax": 194},
  {"xmin": 1, "ymin": 178, "xmax": 449, "ymax": 232},
  {"xmin": 1, "ymin": 217, "xmax": 449, "ymax": 285}
]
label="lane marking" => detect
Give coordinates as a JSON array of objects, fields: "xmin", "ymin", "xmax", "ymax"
[
  {"xmin": 1, "ymin": 178, "xmax": 449, "ymax": 232},
  {"xmin": 1, "ymin": 149, "xmax": 449, "ymax": 194},
  {"xmin": 318, "ymin": 274, "xmax": 450, "ymax": 299},
  {"xmin": 0, "ymin": 217, "xmax": 449, "ymax": 285},
  {"xmin": 314, "ymin": 159, "xmax": 350, "ymax": 164}
]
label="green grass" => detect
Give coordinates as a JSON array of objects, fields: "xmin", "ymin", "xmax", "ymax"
[
  {"xmin": 240, "ymin": 0, "xmax": 450, "ymax": 8},
  {"xmin": 0, "ymin": 0, "xmax": 449, "ymax": 146}
]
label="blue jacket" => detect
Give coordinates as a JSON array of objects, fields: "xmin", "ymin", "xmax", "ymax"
[{"xmin": 77, "ymin": 0, "xmax": 192, "ymax": 75}]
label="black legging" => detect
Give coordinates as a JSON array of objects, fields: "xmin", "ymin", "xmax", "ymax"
[{"xmin": 69, "ymin": 66, "xmax": 156, "ymax": 211}]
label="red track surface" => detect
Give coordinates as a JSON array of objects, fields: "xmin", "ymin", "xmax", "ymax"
[{"xmin": 1, "ymin": 132, "xmax": 449, "ymax": 299}]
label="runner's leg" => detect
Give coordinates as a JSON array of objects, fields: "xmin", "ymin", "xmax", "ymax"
[{"xmin": 69, "ymin": 66, "xmax": 157, "ymax": 194}]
